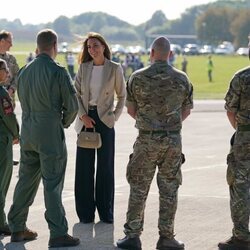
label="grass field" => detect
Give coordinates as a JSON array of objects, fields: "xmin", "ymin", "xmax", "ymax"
[
  {"xmin": 174, "ymin": 55, "xmax": 249, "ymax": 99},
  {"xmin": 11, "ymin": 42, "xmax": 250, "ymax": 99}
]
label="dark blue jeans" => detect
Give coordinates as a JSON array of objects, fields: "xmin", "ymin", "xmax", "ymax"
[{"xmin": 75, "ymin": 109, "xmax": 115, "ymax": 222}]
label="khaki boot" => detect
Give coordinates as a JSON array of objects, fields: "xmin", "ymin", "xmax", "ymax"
[{"xmin": 11, "ymin": 228, "xmax": 38, "ymax": 242}]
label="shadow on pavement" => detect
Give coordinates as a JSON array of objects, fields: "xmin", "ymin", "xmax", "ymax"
[{"xmin": 73, "ymin": 221, "xmax": 118, "ymax": 249}]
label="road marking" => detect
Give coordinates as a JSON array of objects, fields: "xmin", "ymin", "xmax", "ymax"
[
  {"xmin": 28, "ymin": 164, "xmax": 227, "ymax": 212},
  {"xmin": 179, "ymin": 194, "xmax": 228, "ymax": 199},
  {"xmin": 183, "ymin": 163, "xmax": 225, "ymax": 172}
]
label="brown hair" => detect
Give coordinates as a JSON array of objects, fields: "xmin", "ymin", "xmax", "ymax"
[
  {"xmin": 0, "ymin": 30, "xmax": 12, "ymax": 41},
  {"xmin": 37, "ymin": 29, "xmax": 57, "ymax": 51},
  {"xmin": 79, "ymin": 32, "xmax": 111, "ymax": 63}
]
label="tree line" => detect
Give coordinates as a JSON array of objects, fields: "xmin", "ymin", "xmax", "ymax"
[{"xmin": 0, "ymin": 0, "xmax": 249, "ymax": 48}]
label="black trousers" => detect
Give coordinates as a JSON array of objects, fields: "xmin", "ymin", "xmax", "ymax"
[{"xmin": 75, "ymin": 109, "xmax": 115, "ymax": 222}]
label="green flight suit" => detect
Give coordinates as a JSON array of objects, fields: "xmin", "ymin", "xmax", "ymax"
[
  {"xmin": 0, "ymin": 85, "xmax": 19, "ymax": 228},
  {"xmin": 8, "ymin": 53, "xmax": 78, "ymax": 239}
]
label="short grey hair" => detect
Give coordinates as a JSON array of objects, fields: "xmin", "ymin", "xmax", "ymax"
[{"xmin": 151, "ymin": 36, "xmax": 170, "ymax": 54}]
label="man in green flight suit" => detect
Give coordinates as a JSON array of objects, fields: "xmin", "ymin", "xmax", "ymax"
[
  {"xmin": 0, "ymin": 58, "xmax": 19, "ymax": 236},
  {"xmin": 7, "ymin": 29, "xmax": 80, "ymax": 248}
]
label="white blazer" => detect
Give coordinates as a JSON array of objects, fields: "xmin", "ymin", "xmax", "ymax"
[{"xmin": 74, "ymin": 58, "xmax": 126, "ymax": 133}]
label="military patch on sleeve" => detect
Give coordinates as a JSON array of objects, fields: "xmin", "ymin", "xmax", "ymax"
[{"xmin": 0, "ymin": 96, "xmax": 13, "ymax": 115}]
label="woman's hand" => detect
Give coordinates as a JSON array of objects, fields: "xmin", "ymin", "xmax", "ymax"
[
  {"xmin": 8, "ymin": 87, "xmax": 15, "ymax": 97},
  {"xmin": 13, "ymin": 138, "xmax": 19, "ymax": 145},
  {"xmin": 80, "ymin": 114, "xmax": 96, "ymax": 128}
]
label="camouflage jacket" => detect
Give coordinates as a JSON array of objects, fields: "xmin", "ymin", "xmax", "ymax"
[
  {"xmin": 225, "ymin": 66, "xmax": 250, "ymax": 125},
  {"xmin": 0, "ymin": 85, "xmax": 19, "ymax": 138},
  {"xmin": 0, "ymin": 52, "xmax": 19, "ymax": 91},
  {"xmin": 126, "ymin": 61, "xmax": 193, "ymax": 131}
]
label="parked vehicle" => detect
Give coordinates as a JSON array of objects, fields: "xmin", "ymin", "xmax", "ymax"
[
  {"xmin": 57, "ymin": 42, "xmax": 68, "ymax": 54},
  {"xmin": 182, "ymin": 44, "xmax": 199, "ymax": 55},
  {"xmin": 199, "ymin": 45, "xmax": 214, "ymax": 55},
  {"xmin": 236, "ymin": 47, "xmax": 249, "ymax": 56},
  {"xmin": 110, "ymin": 44, "xmax": 127, "ymax": 54},
  {"xmin": 126, "ymin": 45, "xmax": 147, "ymax": 55},
  {"xmin": 214, "ymin": 41, "xmax": 235, "ymax": 55},
  {"xmin": 170, "ymin": 44, "xmax": 182, "ymax": 55}
]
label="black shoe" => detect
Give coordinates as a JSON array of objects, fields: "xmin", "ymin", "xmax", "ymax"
[
  {"xmin": 116, "ymin": 235, "xmax": 142, "ymax": 250},
  {"xmin": 218, "ymin": 236, "xmax": 250, "ymax": 250},
  {"xmin": 156, "ymin": 236, "xmax": 184, "ymax": 250},
  {"xmin": 11, "ymin": 228, "xmax": 38, "ymax": 242},
  {"xmin": 13, "ymin": 160, "xmax": 19, "ymax": 166},
  {"xmin": 0, "ymin": 224, "xmax": 11, "ymax": 236},
  {"xmin": 49, "ymin": 234, "xmax": 80, "ymax": 248}
]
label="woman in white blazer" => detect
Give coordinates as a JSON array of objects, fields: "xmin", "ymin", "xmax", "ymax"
[{"xmin": 74, "ymin": 32, "xmax": 126, "ymax": 224}]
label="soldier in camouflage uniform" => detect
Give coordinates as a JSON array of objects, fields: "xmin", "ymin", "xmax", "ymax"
[
  {"xmin": 117, "ymin": 36, "xmax": 193, "ymax": 250},
  {"xmin": 218, "ymin": 36, "xmax": 250, "ymax": 250},
  {"xmin": 0, "ymin": 59, "xmax": 19, "ymax": 236},
  {"xmin": 0, "ymin": 30, "xmax": 19, "ymax": 108},
  {"xmin": 0, "ymin": 30, "xmax": 20, "ymax": 166}
]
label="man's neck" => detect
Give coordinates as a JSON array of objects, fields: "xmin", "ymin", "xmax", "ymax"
[
  {"xmin": 38, "ymin": 49, "xmax": 56, "ymax": 60},
  {"xmin": 153, "ymin": 59, "xmax": 168, "ymax": 63},
  {"xmin": 0, "ymin": 48, "xmax": 6, "ymax": 55}
]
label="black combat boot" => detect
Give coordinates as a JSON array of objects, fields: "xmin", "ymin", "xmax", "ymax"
[
  {"xmin": 218, "ymin": 236, "xmax": 250, "ymax": 250},
  {"xmin": 156, "ymin": 236, "xmax": 184, "ymax": 250},
  {"xmin": 116, "ymin": 235, "xmax": 142, "ymax": 250}
]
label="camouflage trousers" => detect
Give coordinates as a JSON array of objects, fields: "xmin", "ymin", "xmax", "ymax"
[
  {"xmin": 124, "ymin": 132, "xmax": 182, "ymax": 238},
  {"xmin": 226, "ymin": 131, "xmax": 250, "ymax": 242}
]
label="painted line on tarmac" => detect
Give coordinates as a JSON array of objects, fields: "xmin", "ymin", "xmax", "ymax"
[
  {"xmin": 28, "ymin": 164, "xmax": 227, "ymax": 211},
  {"xmin": 182, "ymin": 163, "xmax": 225, "ymax": 173},
  {"xmin": 145, "ymin": 192, "xmax": 229, "ymax": 199},
  {"xmin": 179, "ymin": 194, "xmax": 229, "ymax": 199}
]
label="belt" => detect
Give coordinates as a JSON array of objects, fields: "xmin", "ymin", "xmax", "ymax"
[
  {"xmin": 237, "ymin": 124, "xmax": 250, "ymax": 131},
  {"xmin": 139, "ymin": 130, "xmax": 180, "ymax": 135},
  {"xmin": 88, "ymin": 105, "xmax": 97, "ymax": 110}
]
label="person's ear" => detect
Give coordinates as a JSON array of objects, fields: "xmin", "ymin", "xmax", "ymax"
[{"xmin": 150, "ymin": 48, "xmax": 154, "ymax": 57}]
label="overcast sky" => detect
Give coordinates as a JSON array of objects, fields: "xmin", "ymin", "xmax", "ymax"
[{"xmin": 2, "ymin": 0, "xmax": 216, "ymax": 25}]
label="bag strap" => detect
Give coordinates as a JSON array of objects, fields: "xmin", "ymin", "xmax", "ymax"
[{"xmin": 84, "ymin": 126, "xmax": 96, "ymax": 132}]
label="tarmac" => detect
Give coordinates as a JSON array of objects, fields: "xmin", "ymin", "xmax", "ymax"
[{"xmin": 0, "ymin": 100, "xmax": 237, "ymax": 250}]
